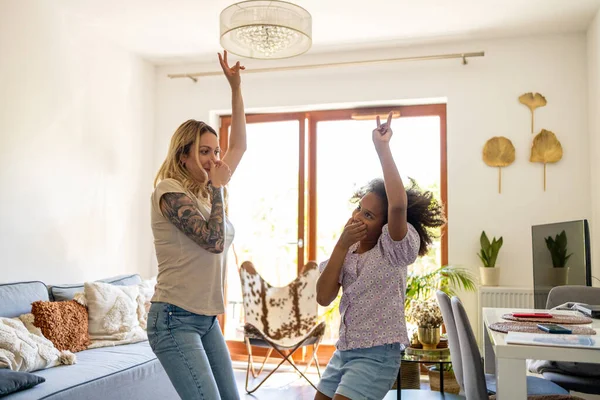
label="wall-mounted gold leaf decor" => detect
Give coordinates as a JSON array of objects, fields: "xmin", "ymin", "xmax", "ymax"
[
  {"xmin": 483, "ymin": 136, "xmax": 516, "ymax": 194},
  {"xmin": 519, "ymin": 92, "xmax": 547, "ymax": 133},
  {"xmin": 530, "ymin": 129, "xmax": 563, "ymax": 191}
]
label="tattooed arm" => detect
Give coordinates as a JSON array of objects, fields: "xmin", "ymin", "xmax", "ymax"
[{"xmin": 159, "ymin": 187, "xmax": 226, "ymax": 254}]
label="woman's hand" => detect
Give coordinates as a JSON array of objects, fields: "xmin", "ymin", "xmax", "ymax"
[
  {"xmin": 372, "ymin": 111, "xmax": 394, "ymax": 150},
  {"xmin": 208, "ymin": 160, "xmax": 232, "ymax": 188},
  {"xmin": 337, "ymin": 218, "xmax": 367, "ymax": 250},
  {"xmin": 218, "ymin": 50, "xmax": 245, "ymax": 90}
]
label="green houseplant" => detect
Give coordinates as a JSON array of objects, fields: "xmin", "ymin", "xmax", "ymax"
[
  {"xmin": 545, "ymin": 230, "xmax": 572, "ymax": 285},
  {"xmin": 405, "ymin": 265, "xmax": 476, "ymax": 348},
  {"xmin": 478, "ymin": 231, "xmax": 503, "ymax": 286},
  {"xmin": 405, "ymin": 265, "xmax": 477, "ymax": 309}
]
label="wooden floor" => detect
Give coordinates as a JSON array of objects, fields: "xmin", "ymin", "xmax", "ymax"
[
  {"xmin": 232, "ymin": 365, "xmax": 433, "ymax": 400},
  {"xmin": 234, "ymin": 367, "xmax": 318, "ymax": 399},
  {"xmin": 233, "ymin": 365, "xmax": 599, "ymax": 400},
  {"xmin": 234, "ymin": 368, "xmax": 318, "ymax": 399}
]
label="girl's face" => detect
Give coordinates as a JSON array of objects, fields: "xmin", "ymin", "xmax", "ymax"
[
  {"xmin": 181, "ymin": 132, "xmax": 221, "ymax": 183},
  {"xmin": 352, "ymin": 191, "xmax": 386, "ymax": 242}
]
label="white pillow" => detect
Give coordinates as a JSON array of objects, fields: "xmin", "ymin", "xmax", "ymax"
[
  {"xmin": 84, "ymin": 281, "xmax": 145, "ymax": 342},
  {"xmin": 137, "ymin": 276, "xmax": 157, "ymax": 329},
  {"xmin": 0, "ymin": 316, "xmax": 76, "ymax": 372}
]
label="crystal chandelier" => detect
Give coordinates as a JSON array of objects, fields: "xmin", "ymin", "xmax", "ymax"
[{"xmin": 220, "ymin": 1, "xmax": 312, "ymax": 59}]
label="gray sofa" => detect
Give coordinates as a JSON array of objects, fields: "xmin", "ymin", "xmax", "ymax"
[{"xmin": 0, "ymin": 275, "xmax": 179, "ymax": 400}]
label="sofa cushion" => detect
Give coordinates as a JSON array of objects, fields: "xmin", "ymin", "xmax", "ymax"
[
  {"xmin": 0, "ymin": 316, "xmax": 76, "ymax": 372},
  {"xmin": 0, "ymin": 369, "xmax": 45, "ymax": 397},
  {"xmin": 31, "ymin": 301, "xmax": 90, "ymax": 353},
  {"xmin": 49, "ymin": 275, "xmax": 142, "ymax": 302},
  {"xmin": 84, "ymin": 282, "xmax": 144, "ymax": 343},
  {"xmin": 0, "ymin": 282, "xmax": 49, "ymax": 318},
  {"xmin": 2, "ymin": 341, "xmax": 172, "ymax": 400}
]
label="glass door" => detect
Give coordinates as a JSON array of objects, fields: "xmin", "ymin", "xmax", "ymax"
[
  {"xmin": 314, "ymin": 114, "xmax": 444, "ymax": 343},
  {"xmin": 221, "ymin": 117, "xmax": 305, "ymax": 341}
]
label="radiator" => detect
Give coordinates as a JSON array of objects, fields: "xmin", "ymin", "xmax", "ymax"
[
  {"xmin": 478, "ymin": 286, "xmax": 534, "ymax": 345},
  {"xmin": 479, "ymin": 286, "xmax": 534, "ymax": 309}
]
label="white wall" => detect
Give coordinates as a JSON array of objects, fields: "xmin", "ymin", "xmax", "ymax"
[
  {"xmin": 589, "ymin": 9, "xmax": 600, "ymax": 286},
  {"xmin": 0, "ymin": 2, "xmax": 156, "ymax": 284},
  {"xmin": 156, "ymin": 33, "xmax": 590, "ymax": 326}
]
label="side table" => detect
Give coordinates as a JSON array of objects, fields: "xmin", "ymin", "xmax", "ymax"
[{"xmin": 396, "ymin": 347, "xmax": 453, "ymax": 400}]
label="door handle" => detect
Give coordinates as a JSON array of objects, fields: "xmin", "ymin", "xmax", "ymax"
[{"xmin": 286, "ymin": 239, "xmax": 304, "ymax": 248}]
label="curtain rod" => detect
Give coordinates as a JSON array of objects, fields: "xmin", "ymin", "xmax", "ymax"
[{"xmin": 168, "ymin": 51, "xmax": 485, "ymax": 82}]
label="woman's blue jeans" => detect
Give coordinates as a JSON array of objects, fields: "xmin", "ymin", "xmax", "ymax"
[{"xmin": 147, "ymin": 302, "xmax": 240, "ymax": 400}]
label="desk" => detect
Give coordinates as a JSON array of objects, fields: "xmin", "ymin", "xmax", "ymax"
[{"xmin": 482, "ymin": 308, "xmax": 600, "ymax": 399}]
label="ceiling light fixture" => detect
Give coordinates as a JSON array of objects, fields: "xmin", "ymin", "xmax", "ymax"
[{"xmin": 220, "ymin": 1, "xmax": 312, "ymax": 59}]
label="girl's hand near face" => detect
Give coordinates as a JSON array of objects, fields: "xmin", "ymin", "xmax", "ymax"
[{"xmin": 337, "ymin": 218, "xmax": 367, "ymax": 250}]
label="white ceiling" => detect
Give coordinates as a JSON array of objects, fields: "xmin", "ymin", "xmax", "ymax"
[{"xmin": 58, "ymin": 0, "xmax": 600, "ymax": 65}]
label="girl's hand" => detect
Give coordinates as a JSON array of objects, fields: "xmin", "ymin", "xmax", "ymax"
[
  {"xmin": 218, "ymin": 50, "xmax": 245, "ymax": 89},
  {"xmin": 337, "ymin": 218, "xmax": 367, "ymax": 250},
  {"xmin": 208, "ymin": 160, "xmax": 232, "ymax": 188},
  {"xmin": 372, "ymin": 111, "xmax": 394, "ymax": 148}
]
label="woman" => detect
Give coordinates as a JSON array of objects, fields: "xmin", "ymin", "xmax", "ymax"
[{"xmin": 147, "ymin": 51, "xmax": 246, "ymax": 400}]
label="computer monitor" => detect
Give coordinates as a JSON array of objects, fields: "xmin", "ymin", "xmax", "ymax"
[{"xmin": 531, "ymin": 219, "xmax": 591, "ymax": 308}]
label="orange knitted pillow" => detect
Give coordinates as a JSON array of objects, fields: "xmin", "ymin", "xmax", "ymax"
[{"xmin": 31, "ymin": 300, "xmax": 90, "ymax": 352}]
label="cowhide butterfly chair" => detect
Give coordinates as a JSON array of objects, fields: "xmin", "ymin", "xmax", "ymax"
[{"xmin": 239, "ymin": 260, "xmax": 326, "ymax": 394}]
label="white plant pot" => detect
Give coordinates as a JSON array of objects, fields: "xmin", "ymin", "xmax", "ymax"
[
  {"xmin": 480, "ymin": 267, "xmax": 500, "ymax": 286},
  {"xmin": 548, "ymin": 267, "xmax": 569, "ymax": 287}
]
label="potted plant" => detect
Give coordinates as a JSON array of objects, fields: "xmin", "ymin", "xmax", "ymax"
[
  {"xmin": 428, "ymin": 363, "xmax": 460, "ymax": 394},
  {"xmin": 545, "ymin": 230, "xmax": 572, "ymax": 286},
  {"xmin": 405, "ymin": 265, "xmax": 477, "ymax": 308},
  {"xmin": 406, "ymin": 298, "xmax": 444, "ymax": 349},
  {"xmin": 405, "ymin": 265, "xmax": 476, "ymax": 343},
  {"xmin": 477, "ymin": 231, "xmax": 503, "ymax": 286}
]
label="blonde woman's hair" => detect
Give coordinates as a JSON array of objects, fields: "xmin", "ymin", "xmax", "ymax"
[{"xmin": 154, "ymin": 119, "xmax": 226, "ymax": 207}]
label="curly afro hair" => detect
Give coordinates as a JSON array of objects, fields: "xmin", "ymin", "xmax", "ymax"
[{"xmin": 351, "ymin": 178, "xmax": 446, "ymax": 256}]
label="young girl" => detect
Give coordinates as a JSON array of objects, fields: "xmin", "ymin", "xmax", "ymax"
[{"xmin": 315, "ymin": 112, "xmax": 446, "ymax": 400}]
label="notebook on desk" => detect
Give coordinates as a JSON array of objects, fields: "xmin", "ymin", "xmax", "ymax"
[{"xmin": 506, "ymin": 332, "xmax": 600, "ymax": 349}]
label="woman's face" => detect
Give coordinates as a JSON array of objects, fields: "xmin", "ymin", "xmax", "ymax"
[
  {"xmin": 181, "ymin": 132, "xmax": 221, "ymax": 183},
  {"xmin": 351, "ymin": 191, "xmax": 386, "ymax": 242}
]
